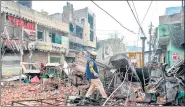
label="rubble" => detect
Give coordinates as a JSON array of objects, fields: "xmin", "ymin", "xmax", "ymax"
[{"xmin": 1, "ymin": 82, "xmax": 79, "ymax": 106}]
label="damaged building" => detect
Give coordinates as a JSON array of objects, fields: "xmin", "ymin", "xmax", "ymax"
[
  {"xmin": 1, "ymin": 1, "xmax": 69, "ymax": 76},
  {"xmin": 62, "ymin": 2, "xmax": 97, "ymax": 62}
]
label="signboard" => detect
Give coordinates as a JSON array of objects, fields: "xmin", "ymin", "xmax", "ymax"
[
  {"xmin": 35, "ymin": 41, "xmax": 52, "ymax": 51},
  {"xmin": 24, "ymin": 29, "xmax": 36, "ymax": 41},
  {"xmin": 173, "ymin": 53, "xmax": 177, "ymax": 61},
  {"xmin": 7, "ymin": 15, "xmax": 35, "ymax": 30},
  {"xmin": 52, "ymin": 43, "xmax": 66, "ymax": 53}
]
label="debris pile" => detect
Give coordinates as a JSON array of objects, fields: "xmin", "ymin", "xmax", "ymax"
[{"xmin": 1, "ymin": 82, "xmax": 79, "ymax": 106}]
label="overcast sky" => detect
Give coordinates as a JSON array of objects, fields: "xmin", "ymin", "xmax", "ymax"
[{"xmin": 32, "ymin": 1, "xmax": 182, "ymax": 49}]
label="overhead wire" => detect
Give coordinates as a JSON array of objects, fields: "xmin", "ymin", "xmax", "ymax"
[
  {"xmin": 131, "ymin": 0, "xmax": 140, "ymax": 24},
  {"xmin": 126, "ymin": 0, "xmax": 146, "ymax": 37},
  {"xmin": 91, "ymin": 0, "xmax": 136, "ymax": 34},
  {"xmin": 136, "ymin": 1, "xmax": 153, "ymax": 45},
  {"xmin": 141, "ymin": 1, "xmax": 153, "ymax": 25},
  {"xmin": 131, "ymin": 0, "xmax": 141, "ymax": 46}
]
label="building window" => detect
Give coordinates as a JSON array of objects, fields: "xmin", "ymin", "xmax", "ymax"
[
  {"xmin": 37, "ymin": 31, "xmax": 43, "ymax": 41},
  {"xmin": 51, "ymin": 33, "xmax": 56, "ymax": 43},
  {"xmin": 51, "ymin": 32, "xmax": 61, "ymax": 44},
  {"xmin": 90, "ymin": 30, "xmax": 94, "ymax": 42},
  {"xmin": 76, "ymin": 25, "xmax": 83, "ymax": 39},
  {"xmin": 88, "ymin": 14, "xmax": 94, "ymax": 30}
]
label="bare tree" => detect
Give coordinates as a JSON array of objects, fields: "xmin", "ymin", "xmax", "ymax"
[{"xmin": 106, "ymin": 31, "xmax": 126, "ymax": 55}]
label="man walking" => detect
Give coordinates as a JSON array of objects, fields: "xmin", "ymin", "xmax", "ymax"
[{"xmin": 85, "ymin": 51, "xmax": 107, "ymax": 102}]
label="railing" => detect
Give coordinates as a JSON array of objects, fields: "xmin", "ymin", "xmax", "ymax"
[
  {"xmin": 68, "ymin": 34, "xmax": 86, "ymax": 46},
  {"xmin": 35, "ymin": 41, "xmax": 67, "ymax": 53}
]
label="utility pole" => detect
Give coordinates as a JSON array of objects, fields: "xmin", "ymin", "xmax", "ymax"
[
  {"xmin": 0, "ymin": 0, "xmax": 2, "ymax": 79},
  {"xmin": 148, "ymin": 22, "xmax": 153, "ymax": 64},
  {"xmin": 140, "ymin": 36, "xmax": 147, "ymax": 87}
]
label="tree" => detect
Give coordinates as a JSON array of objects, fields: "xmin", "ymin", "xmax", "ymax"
[{"xmin": 105, "ymin": 31, "xmax": 126, "ymax": 55}]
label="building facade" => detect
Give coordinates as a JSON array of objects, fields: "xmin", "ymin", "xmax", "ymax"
[
  {"xmin": 62, "ymin": 2, "xmax": 97, "ymax": 49},
  {"xmin": 156, "ymin": 6, "xmax": 184, "ymax": 67},
  {"xmin": 61, "ymin": 2, "xmax": 97, "ymax": 62},
  {"xmin": 1, "ymin": 1, "xmax": 69, "ymax": 76}
]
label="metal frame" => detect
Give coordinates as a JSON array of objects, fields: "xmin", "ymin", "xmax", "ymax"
[{"xmin": 11, "ymin": 98, "xmax": 63, "ymax": 106}]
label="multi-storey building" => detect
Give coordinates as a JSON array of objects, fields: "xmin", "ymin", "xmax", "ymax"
[
  {"xmin": 62, "ymin": 2, "xmax": 97, "ymax": 62},
  {"xmin": 156, "ymin": 6, "xmax": 184, "ymax": 67},
  {"xmin": 1, "ymin": 1, "xmax": 69, "ymax": 76}
]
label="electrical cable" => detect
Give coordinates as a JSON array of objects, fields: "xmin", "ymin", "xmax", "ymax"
[
  {"xmin": 131, "ymin": 0, "xmax": 142, "ymax": 46},
  {"xmin": 126, "ymin": 0, "xmax": 146, "ymax": 37},
  {"xmin": 91, "ymin": 0, "xmax": 136, "ymax": 34},
  {"xmin": 136, "ymin": 1, "xmax": 153, "ymax": 45},
  {"xmin": 131, "ymin": 0, "xmax": 140, "ymax": 24},
  {"xmin": 141, "ymin": 1, "xmax": 153, "ymax": 25}
]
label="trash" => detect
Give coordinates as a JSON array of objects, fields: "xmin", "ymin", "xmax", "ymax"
[{"xmin": 31, "ymin": 76, "xmax": 40, "ymax": 84}]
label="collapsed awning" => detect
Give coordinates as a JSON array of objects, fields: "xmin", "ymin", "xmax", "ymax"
[{"xmin": 3, "ymin": 39, "xmax": 28, "ymax": 51}]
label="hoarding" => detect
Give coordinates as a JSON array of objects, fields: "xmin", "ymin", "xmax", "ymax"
[{"xmin": 35, "ymin": 41, "xmax": 52, "ymax": 51}]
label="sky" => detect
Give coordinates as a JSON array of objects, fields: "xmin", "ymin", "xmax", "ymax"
[{"xmin": 32, "ymin": 1, "xmax": 182, "ymax": 49}]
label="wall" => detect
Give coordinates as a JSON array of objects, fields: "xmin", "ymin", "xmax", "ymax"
[
  {"xmin": 49, "ymin": 13, "xmax": 63, "ymax": 21},
  {"xmin": 74, "ymin": 8, "xmax": 88, "ymax": 20},
  {"xmin": 2, "ymin": 54, "xmax": 21, "ymax": 77},
  {"xmin": 168, "ymin": 41, "xmax": 184, "ymax": 67},
  {"xmin": 23, "ymin": 51, "xmax": 48, "ymax": 64},
  {"xmin": 159, "ymin": 13, "xmax": 181, "ymax": 24}
]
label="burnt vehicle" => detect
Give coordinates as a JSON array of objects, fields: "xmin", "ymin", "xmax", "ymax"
[
  {"xmin": 67, "ymin": 53, "xmax": 143, "ymax": 106},
  {"xmin": 145, "ymin": 59, "xmax": 185, "ymax": 106}
]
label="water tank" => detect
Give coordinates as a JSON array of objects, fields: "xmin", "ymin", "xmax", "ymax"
[{"xmin": 17, "ymin": 0, "xmax": 32, "ymax": 8}]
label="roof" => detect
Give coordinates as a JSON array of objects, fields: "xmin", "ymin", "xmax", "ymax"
[
  {"xmin": 1, "ymin": 1, "xmax": 69, "ymax": 32},
  {"xmin": 165, "ymin": 6, "xmax": 182, "ymax": 16},
  {"xmin": 126, "ymin": 46, "xmax": 142, "ymax": 52}
]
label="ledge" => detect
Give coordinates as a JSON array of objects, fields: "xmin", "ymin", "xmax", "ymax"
[{"xmin": 1, "ymin": 1, "xmax": 69, "ymax": 32}]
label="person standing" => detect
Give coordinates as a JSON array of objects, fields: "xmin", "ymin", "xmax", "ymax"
[{"xmin": 85, "ymin": 51, "xmax": 107, "ymax": 102}]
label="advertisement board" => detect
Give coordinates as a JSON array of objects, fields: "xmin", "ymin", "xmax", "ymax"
[{"xmin": 35, "ymin": 41, "xmax": 52, "ymax": 51}]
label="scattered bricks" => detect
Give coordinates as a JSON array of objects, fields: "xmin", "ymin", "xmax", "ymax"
[{"xmin": 1, "ymin": 82, "xmax": 79, "ymax": 106}]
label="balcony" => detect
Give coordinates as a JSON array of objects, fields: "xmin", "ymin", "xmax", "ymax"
[
  {"xmin": 68, "ymin": 33, "xmax": 86, "ymax": 46},
  {"xmin": 34, "ymin": 41, "xmax": 67, "ymax": 53}
]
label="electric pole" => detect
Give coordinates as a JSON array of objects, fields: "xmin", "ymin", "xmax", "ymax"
[
  {"xmin": 0, "ymin": 0, "xmax": 2, "ymax": 79},
  {"xmin": 148, "ymin": 22, "xmax": 153, "ymax": 63},
  {"xmin": 140, "ymin": 36, "xmax": 147, "ymax": 87}
]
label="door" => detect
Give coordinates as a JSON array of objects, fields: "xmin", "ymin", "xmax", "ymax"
[{"xmin": 51, "ymin": 33, "xmax": 56, "ymax": 43}]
